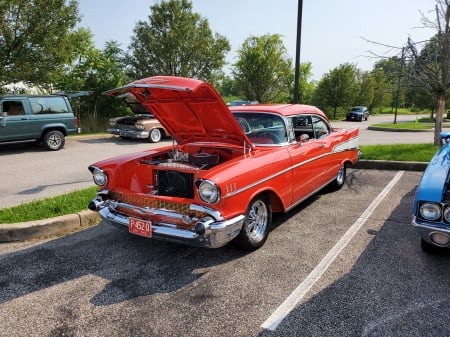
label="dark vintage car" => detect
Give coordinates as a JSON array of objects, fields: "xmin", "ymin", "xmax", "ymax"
[
  {"xmin": 346, "ymin": 106, "xmax": 369, "ymax": 122},
  {"xmin": 227, "ymin": 100, "xmax": 259, "ymax": 106},
  {"xmin": 412, "ymin": 131, "xmax": 450, "ymax": 253},
  {"xmin": 88, "ymin": 76, "xmax": 360, "ymax": 250},
  {"xmin": 107, "ymin": 93, "xmax": 170, "ymax": 143}
]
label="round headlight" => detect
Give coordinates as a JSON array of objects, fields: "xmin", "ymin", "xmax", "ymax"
[
  {"xmin": 419, "ymin": 202, "xmax": 441, "ymax": 221},
  {"xmin": 136, "ymin": 124, "xmax": 145, "ymax": 130},
  {"xmin": 92, "ymin": 168, "xmax": 108, "ymax": 186},
  {"xmin": 444, "ymin": 206, "xmax": 450, "ymax": 222},
  {"xmin": 198, "ymin": 180, "xmax": 220, "ymax": 204}
]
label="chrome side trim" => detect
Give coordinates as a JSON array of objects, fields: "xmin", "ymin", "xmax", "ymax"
[{"xmin": 223, "ymin": 149, "xmax": 355, "ymax": 199}]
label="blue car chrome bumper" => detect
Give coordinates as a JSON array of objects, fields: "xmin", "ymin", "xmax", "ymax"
[{"xmin": 412, "ymin": 216, "xmax": 450, "ymax": 247}]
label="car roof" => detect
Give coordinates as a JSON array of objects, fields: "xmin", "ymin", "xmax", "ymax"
[{"xmin": 229, "ymin": 104, "xmax": 328, "ymax": 119}]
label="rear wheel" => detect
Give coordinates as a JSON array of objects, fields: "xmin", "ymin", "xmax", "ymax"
[
  {"xmin": 43, "ymin": 130, "xmax": 65, "ymax": 151},
  {"xmin": 149, "ymin": 128, "xmax": 162, "ymax": 143},
  {"xmin": 330, "ymin": 163, "xmax": 346, "ymax": 190},
  {"xmin": 235, "ymin": 195, "xmax": 271, "ymax": 250}
]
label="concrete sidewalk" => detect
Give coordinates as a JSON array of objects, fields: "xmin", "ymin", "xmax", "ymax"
[{"xmin": 0, "ymin": 160, "xmax": 428, "ymax": 243}]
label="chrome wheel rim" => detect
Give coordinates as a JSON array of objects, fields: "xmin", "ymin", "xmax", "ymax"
[
  {"xmin": 336, "ymin": 164, "xmax": 345, "ymax": 186},
  {"xmin": 150, "ymin": 129, "xmax": 161, "ymax": 142},
  {"xmin": 48, "ymin": 134, "xmax": 62, "ymax": 149},
  {"xmin": 246, "ymin": 200, "xmax": 268, "ymax": 242}
]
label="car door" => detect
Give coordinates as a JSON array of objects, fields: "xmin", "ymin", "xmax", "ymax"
[
  {"xmin": 288, "ymin": 114, "xmax": 332, "ymax": 204},
  {"xmin": 0, "ymin": 99, "xmax": 31, "ymax": 142}
]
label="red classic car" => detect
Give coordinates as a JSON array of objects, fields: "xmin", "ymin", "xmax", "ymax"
[{"xmin": 88, "ymin": 76, "xmax": 360, "ymax": 250}]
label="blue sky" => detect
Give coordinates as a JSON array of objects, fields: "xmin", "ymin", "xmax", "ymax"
[{"xmin": 77, "ymin": 0, "xmax": 435, "ymax": 80}]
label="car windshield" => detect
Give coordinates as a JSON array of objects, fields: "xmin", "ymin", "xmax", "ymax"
[
  {"xmin": 351, "ymin": 107, "xmax": 363, "ymax": 112},
  {"xmin": 233, "ymin": 112, "xmax": 288, "ymax": 145}
]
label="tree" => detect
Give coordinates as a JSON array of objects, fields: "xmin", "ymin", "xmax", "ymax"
[
  {"xmin": 373, "ymin": 57, "xmax": 409, "ymax": 112},
  {"xmin": 370, "ymin": 68, "xmax": 392, "ymax": 112},
  {"xmin": 355, "ymin": 71, "xmax": 376, "ymax": 108},
  {"xmin": 127, "ymin": 0, "xmax": 230, "ymax": 83},
  {"xmin": 0, "ymin": 0, "xmax": 79, "ymax": 87},
  {"xmin": 292, "ymin": 62, "xmax": 316, "ymax": 104},
  {"xmin": 313, "ymin": 63, "xmax": 358, "ymax": 118},
  {"xmin": 232, "ymin": 34, "xmax": 293, "ymax": 103},
  {"xmin": 406, "ymin": 0, "xmax": 450, "ymax": 145},
  {"xmin": 55, "ymin": 29, "xmax": 129, "ymax": 131}
]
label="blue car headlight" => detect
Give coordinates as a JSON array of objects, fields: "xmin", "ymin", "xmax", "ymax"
[
  {"xmin": 419, "ymin": 202, "xmax": 441, "ymax": 221},
  {"xmin": 443, "ymin": 206, "xmax": 450, "ymax": 222}
]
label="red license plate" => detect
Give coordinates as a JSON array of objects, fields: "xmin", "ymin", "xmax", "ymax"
[{"xmin": 129, "ymin": 218, "xmax": 152, "ymax": 238}]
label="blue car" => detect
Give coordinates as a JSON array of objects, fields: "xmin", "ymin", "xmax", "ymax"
[{"xmin": 412, "ymin": 132, "xmax": 450, "ymax": 253}]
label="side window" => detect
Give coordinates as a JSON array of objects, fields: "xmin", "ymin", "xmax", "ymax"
[
  {"xmin": 311, "ymin": 115, "xmax": 331, "ymax": 139},
  {"xmin": 2, "ymin": 100, "xmax": 25, "ymax": 116},
  {"xmin": 29, "ymin": 97, "xmax": 69, "ymax": 114},
  {"xmin": 292, "ymin": 115, "xmax": 313, "ymax": 140}
]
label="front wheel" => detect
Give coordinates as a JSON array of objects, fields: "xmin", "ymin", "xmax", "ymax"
[
  {"xmin": 43, "ymin": 130, "xmax": 65, "ymax": 151},
  {"xmin": 149, "ymin": 128, "xmax": 162, "ymax": 143},
  {"xmin": 235, "ymin": 195, "xmax": 272, "ymax": 250}
]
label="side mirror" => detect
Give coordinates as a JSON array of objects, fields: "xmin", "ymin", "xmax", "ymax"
[{"xmin": 300, "ymin": 134, "xmax": 310, "ymax": 142}]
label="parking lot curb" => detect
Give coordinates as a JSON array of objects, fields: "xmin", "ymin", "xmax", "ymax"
[
  {"xmin": 0, "ymin": 160, "xmax": 427, "ymax": 243},
  {"xmin": 353, "ymin": 159, "xmax": 428, "ymax": 171},
  {"xmin": 0, "ymin": 210, "xmax": 101, "ymax": 243}
]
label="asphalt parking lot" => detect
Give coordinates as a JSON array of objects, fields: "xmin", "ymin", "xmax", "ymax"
[{"xmin": 1, "ymin": 168, "xmax": 449, "ymax": 337}]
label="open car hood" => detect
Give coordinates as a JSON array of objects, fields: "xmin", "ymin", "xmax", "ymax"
[{"xmin": 105, "ymin": 76, "xmax": 253, "ymax": 148}]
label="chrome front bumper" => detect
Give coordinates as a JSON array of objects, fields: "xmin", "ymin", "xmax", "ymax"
[
  {"xmin": 107, "ymin": 128, "xmax": 149, "ymax": 139},
  {"xmin": 412, "ymin": 217, "xmax": 450, "ymax": 247},
  {"xmin": 91, "ymin": 199, "xmax": 245, "ymax": 248}
]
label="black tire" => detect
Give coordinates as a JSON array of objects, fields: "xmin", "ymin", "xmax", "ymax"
[
  {"xmin": 149, "ymin": 128, "xmax": 162, "ymax": 143},
  {"xmin": 235, "ymin": 195, "xmax": 272, "ymax": 250},
  {"xmin": 421, "ymin": 238, "xmax": 447, "ymax": 254},
  {"xmin": 43, "ymin": 130, "xmax": 65, "ymax": 151},
  {"xmin": 330, "ymin": 163, "xmax": 346, "ymax": 190}
]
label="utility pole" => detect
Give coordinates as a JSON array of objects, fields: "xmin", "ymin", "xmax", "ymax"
[
  {"xmin": 293, "ymin": 0, "xmax": 303, "ymax": 103},
  {"xmin": 394, "ymin": 47, "xmax": 405, "ymax": 124}
]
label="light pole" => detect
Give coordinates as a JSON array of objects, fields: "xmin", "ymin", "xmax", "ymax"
[{"xmin": 293, "ymin": 0, "xmax": 303, "ymax": 103}]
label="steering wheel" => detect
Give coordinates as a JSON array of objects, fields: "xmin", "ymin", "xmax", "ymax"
[{"xmin": 237, "ymin": 117, "xmax": 251, "ymax": 133}]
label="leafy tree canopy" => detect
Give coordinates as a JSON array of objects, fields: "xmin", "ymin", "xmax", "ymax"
[
  {"xmin": 127, "ymin": 0, "xmax": 230, "ymax": 83},
  {"xmin": 232, "ymin": 34, "xmax": 293, "ymax": 103},
  {"xmin": 0, "ymin": 0, "xmax": 79, "ymax": 87},
  {"xmin": 313, "ymin": 63, "xmax": 358, "ymax": 117}
]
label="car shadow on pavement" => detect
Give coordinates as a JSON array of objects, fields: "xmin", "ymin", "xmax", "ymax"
[
  {"xmin": 0, "ymin": 224, "xmax": 246, "ymax": 307},
  {"xmin": 0, "ymin": 142, "xmax": 47, "ymax": 154},
  {"xmin": 257, "ymin": 186, "xmax": 450, "ymax": 337}
]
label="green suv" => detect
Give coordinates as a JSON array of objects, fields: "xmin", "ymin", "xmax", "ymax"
[{"xmin": 0, "ymin": 94, "xmax": 80, "ymax": 151}]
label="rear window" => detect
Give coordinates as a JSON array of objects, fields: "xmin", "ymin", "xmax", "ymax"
[{"xmin": 29, "ymin": 96, "xmax": 69, "ymax": 114}]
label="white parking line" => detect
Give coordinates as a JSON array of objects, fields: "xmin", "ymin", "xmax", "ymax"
[{"xmin": 261, "ymin": 171, "xmax": 405, "ymax": 331}]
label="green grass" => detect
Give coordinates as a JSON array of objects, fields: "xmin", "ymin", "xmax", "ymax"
[
  {"xmin": 360, "ymin": 143, "xmax": 438, "ymax": 162},
  {"xmin": 0, "ymin": 186, "xmax": 98, "ymax": 224},
  {"xmin": 0, "ymin": 142, "xmax": 442, "ymax": 224},
  {"xmin": 371, "ymin": 122, "xmax": 433, "ymax": 130}
]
